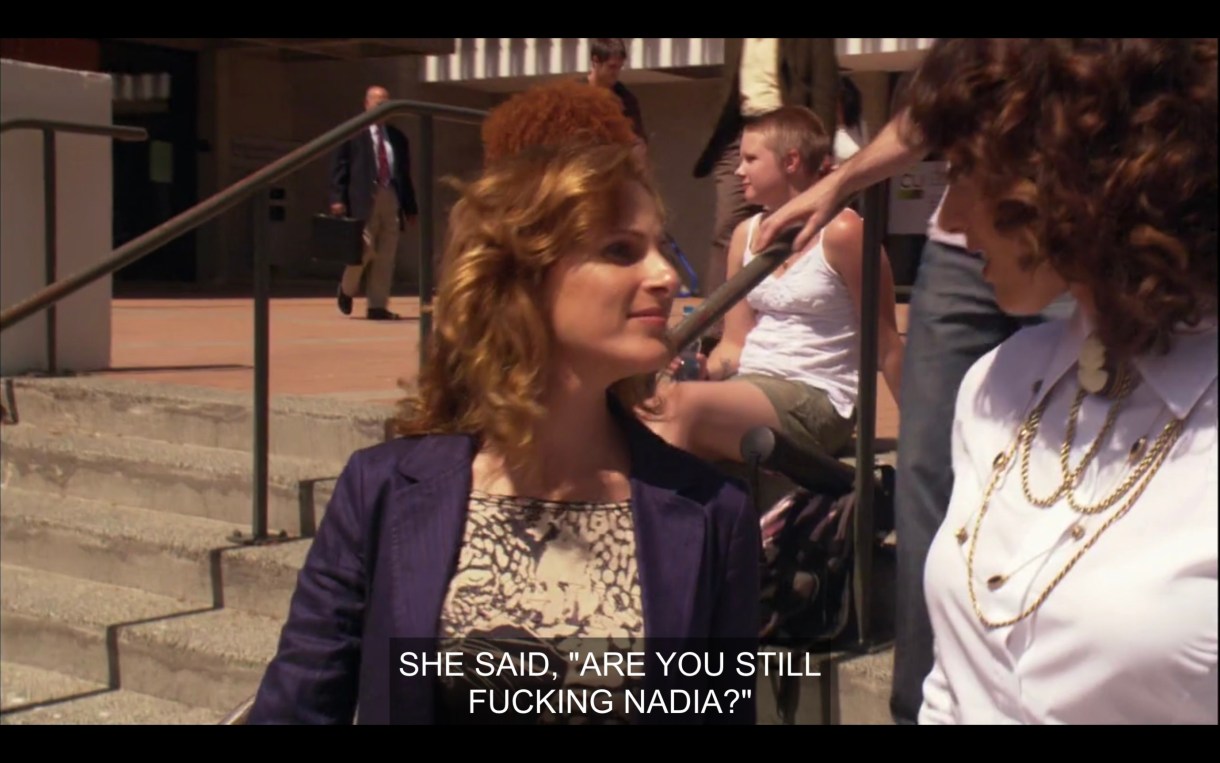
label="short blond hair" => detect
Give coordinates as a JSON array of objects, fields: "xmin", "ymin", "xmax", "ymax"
[{"xmin": 744, "ymin": 106, "xmax": 832, "ymax": 174}]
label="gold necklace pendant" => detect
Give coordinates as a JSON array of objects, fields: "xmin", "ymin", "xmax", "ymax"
[
  {"xmin": 1128, "ymin": 437, "xmax": 1148, "ymax": 464},
  {"xmin": 1076, "ymin": 334, "xmax": 1137, "ymax": 399},
  {"xmin": 1077, "ymin": 334, "xmax": 1108, "ymax": 394},
  {"xmin": 1079, "ymin": 333, "xmax": 1107, "ymax": 370},
  {"xmin": 1078, "ymin": 364, "xmax": 1110, "ymax": 395}
]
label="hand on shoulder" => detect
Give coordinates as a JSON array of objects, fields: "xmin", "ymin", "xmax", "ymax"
[{"xmin": 821, "ymin": 208, "xmax": 864, "ymax": 253}]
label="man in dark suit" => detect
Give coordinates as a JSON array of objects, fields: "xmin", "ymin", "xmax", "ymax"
[
  {"xmin": 693, "ymin": 39, "xmax": 839, "ymax": 300},
  {"xmin": 330, "ymin": 85, "xmax": 418, "ymax": 321}
]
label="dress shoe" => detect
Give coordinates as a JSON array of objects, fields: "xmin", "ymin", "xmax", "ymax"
[
  {"xmin": 337, "ymin": 285, "xmax": 353, "ymax": 316},
  {"xmin": 367, "ymin": 308, "xmax": 403, "ymax": 321}
]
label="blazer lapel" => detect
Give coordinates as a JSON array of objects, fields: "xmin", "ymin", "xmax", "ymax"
[
  {"xmin": 616, "ymin": 402, "xmax": 708, "ymax": 641},
  {"xmin": 630, "ymin": 479, "xmax": 706, "ymax": 640},
  {"xmin": 388, "ymin": 435, "xmax": 475, "ymax": 639}
]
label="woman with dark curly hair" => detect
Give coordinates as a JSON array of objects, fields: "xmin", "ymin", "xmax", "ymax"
[
  {"xmin": 764, "ymin": 37, "xmax": 1216, "ymax": 724},
  {"xmin": 905, "ymin": 38, "xmax": 1216, "ymax": 725}
]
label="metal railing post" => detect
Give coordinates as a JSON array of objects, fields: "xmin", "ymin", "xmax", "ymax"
[
  {"xmin": 250, "ymin": 193, "xmax": 272, "ymax": 543},
  {"xmin": 852, "ymin": 182, "xmax": 886, "ymax": 646},
  {"xmin": 1, "ymin": 105, "xmax": 484, "ymax": 547},
  {"xmin": 417, "ymin": 114, "xmax": 435, "ymax": 370},
  {"xmin": 42, "ymin": 128, "xmax": 58, "ymax": 375},
  {"xmin": 1, "ymin": 101, "xmax": 485, "ymax": 335},
  {"xmin": 228, "ymin": 193, "xmax": 274, "ymax": 545}
]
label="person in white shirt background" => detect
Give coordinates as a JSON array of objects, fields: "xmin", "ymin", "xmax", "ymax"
[
  {"xmin": 831, "ymin": 75, "xmax": 867, "ymax": 168},
  {"xmin": 760, "ymin": 37, "xmax": 1217, "ymax": 724},
  {"xmin": 644, "ymin": 106, "xmax": 904, "ymax": 466}
]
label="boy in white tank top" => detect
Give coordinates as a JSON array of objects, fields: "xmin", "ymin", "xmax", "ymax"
[{"xmin": 643, "ymin": 107, "xmax": 905, "ymax": 463}]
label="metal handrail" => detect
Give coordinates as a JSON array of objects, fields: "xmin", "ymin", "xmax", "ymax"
[
  {"xmin": 0, "ymin": 118, "xmax": 148, "ymax": 374},
  {"xmin": 0, "ymin": 100, "xmax": 484, "ymax": 334},
  {"xmin": 0, "ymin": 99, "xmax": 486, "ymax": 545},
  {"xmin": 0, "ymin": 118, "xmax": 148, "ymax": 141}
]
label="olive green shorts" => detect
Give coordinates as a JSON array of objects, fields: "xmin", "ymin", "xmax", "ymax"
[{"xmin": 735, "ymin": 373, "xmax": 855, "ymax": 458}]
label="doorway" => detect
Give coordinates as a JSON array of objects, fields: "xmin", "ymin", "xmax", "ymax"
[{"xmin": 100, "ymin": 39, "xmax": 199, "ymax": 285}]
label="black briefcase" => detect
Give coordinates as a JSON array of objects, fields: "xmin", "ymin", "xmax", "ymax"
[{"xmin": 312, "ymin": 214, "xmax": 365, "ymax": 265}]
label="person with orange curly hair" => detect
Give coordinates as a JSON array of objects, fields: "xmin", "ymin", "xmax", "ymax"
[
  {"xmin": 481, "ymin": 79, "xmax": 641, "ymax": 166},
  {"xmin": 247, "ymin": 137, "xmax": 759, "ymax": 723},
  {"xmin": 477, "ymin": 79, "xmax": 698, "ymax": 294},
  {"xmin": 767, "ymin": 38, "xmax": 1217, "ymax": 725}
]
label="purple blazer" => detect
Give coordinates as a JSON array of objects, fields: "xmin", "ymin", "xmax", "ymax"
[{"xmin": 246, "ymin": 401, "xmax": 761, "ymax": 724}]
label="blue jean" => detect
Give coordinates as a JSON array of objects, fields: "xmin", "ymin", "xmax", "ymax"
[{"xmin": 889, "ymin": 241, "xmax": 1074, "ymax": 724}]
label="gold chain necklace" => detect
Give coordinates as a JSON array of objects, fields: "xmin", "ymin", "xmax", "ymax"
[
  {"xmin": 962, "ymin": 380, "xmax": 1186, "ymax": 630},
  {"xmin": 1018, "ymin": 371, "xmax": 1145, "ymax": 514}
]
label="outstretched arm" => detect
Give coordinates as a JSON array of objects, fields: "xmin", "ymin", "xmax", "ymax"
[{"xmin": 756, "ymin": 108, "xmax": 927, "ymax": 252}]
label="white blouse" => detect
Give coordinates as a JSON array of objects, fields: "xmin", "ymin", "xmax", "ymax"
[{"xmin": 920, "ymin": 307, "xmax": 1218, "ymax": 724}]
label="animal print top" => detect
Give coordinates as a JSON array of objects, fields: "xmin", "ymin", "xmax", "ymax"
[{"xmin": 434, "ymin": 490, "xmax": 645, "ymax": 723}]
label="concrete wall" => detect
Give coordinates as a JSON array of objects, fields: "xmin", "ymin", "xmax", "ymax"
[{"xmin": 1, "ymin": 58, "xmax": 113, "ymax": 375}]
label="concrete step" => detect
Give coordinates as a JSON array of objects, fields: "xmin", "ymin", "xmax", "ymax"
[
  {"xmin": 0, "ymin": 487, "xmax": 243, "ymax": 606},
  {"xmin": 0, "ymin": 487, "xmax": 312, "ymax": 618},
  {"xmin": 1, "ymin": 424, "xmax": 339, "ymax": 536},
  {"xmin": 218, "ymin": 539, "xmax": 312, "ymax": 621},
  {"xmin": 754, "ymin": 648, "xmax": 895, "ymax": 725},
  {"xmin": 837, "ymin": 649, "xmax": 895, "ymax": 725},
  {"xmin": 2, "ymin": 661, "xmax": 107, "ymax": 713},
  {"xmin": 3, "ymin": 376, "xmax": 390, "ymax": 464},
  {"xmin": 0, "ymin": 662, "xmax": 221, "ymax": 725},
  {"xmin": 0, "ymin": 562, "xmax": 203, "ymax": 687},
  {"xmin": 0, "ymin": 564, "xmax": 283, "ymax": 713}
]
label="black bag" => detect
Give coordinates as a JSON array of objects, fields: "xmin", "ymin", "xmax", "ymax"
[
  {"xmin": 759, "ymin": 487, "xmax": 857, "ymax": 648},
  {"xmin": 311, "ymin": 214, "xmax": 365, "ymax": 265},
  {"xmin": 741, "ymin": 426, "xmax": 896, "ymax": 654}
]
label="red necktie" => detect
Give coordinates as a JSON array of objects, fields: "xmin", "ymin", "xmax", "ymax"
[{"xmin": 376, "ymin": 128, "xmax": 390, "ymax": 186}]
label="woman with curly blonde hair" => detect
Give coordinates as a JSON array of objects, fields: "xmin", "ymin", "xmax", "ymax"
[{"xmin": 247, "ymin": 117, "xmax": 759, "ymax": 723}]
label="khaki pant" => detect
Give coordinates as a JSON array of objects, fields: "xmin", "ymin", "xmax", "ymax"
[
  {"xmin": 735, "ymin": 372, "xmax": 855, "ymax": 459},
  {"xmin": 341, "ymin": 186, "xmax": 399, "ymax": 310}
]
